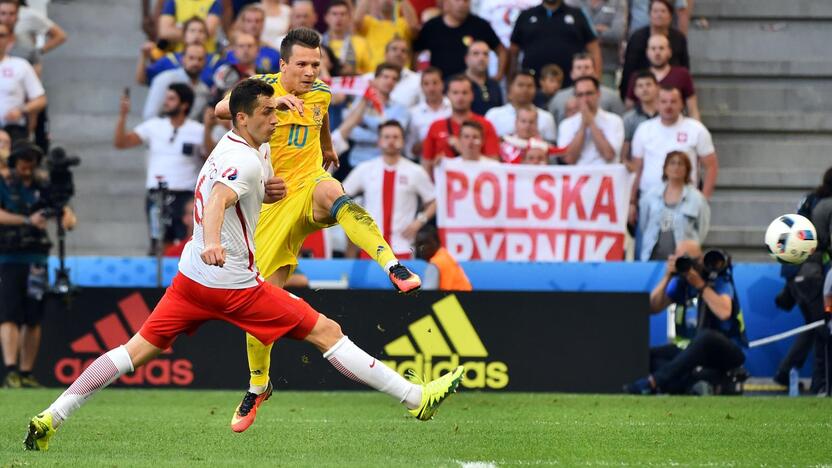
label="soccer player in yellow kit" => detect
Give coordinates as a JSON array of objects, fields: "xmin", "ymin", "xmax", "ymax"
[{"xmin": 215, "ymin": 28, "xmax": 421, "ymax": 432}]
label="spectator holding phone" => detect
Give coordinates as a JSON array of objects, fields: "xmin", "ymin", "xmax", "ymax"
[{"xmin": 114, "ymin": 84, "xmax": 204, "ymax": 255}]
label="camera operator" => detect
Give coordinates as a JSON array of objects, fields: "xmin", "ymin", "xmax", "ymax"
[
  {"xmin": 0, "ymin": 143, "xmax": 76, "ymax": 388},
  {"xmin": 625, "ymin": 240, "xmax": 748, "ymax": 395},
  {"xmin": 114, "ymin": 82, "xmax": 204, "ymax": 255},
  {"xmin": 773, "ymin": 166, "xmax": 832, "ymax": 394}
]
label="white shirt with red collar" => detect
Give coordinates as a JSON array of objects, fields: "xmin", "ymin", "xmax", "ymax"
[{"xmin": 342, "ymin": 156, "xmax": 435, "ymax": 257}]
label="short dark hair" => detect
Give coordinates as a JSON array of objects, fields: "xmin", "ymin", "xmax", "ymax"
[
  {"xmin": 509, "ymin": 69, "xmax": 536, "ymax": 86},
  {"xmin": 573, "ymin": 75, "xmax": 599, "ymax": 91},
  {"xmin": 460, "ymin": 120, "xmax": 483, "ymax": 137},
  {"xmin": 168, "ymin": 83, "xmax": 195, "ymax": 114},
  {"xmin": 659, "ymin": 84, "xmax": 682, "ymax": 96},
  {"xmin": 9, "ymin": 141, "xmax": 42, "ymax": 166},
  {"xmin": 421, "ymin": 66, "xmax": 442, "ymax": 80},
  {"xmin": 326, "ymin": 0, "xmax": 350, "ymax": 13},
  {"xmin": 229, "ymin": 78, "xmax": 275, "ymax": 125},
  {"xmin": 280, "ymin": 27, "xmax": 321, "ymax": 62},
  {"xmin": 650, "ymin": 0, "xmax": 674, "ymax": 15},
  {"xmin": 182, "ymin": 15, "xmax": 207, "ymax": 33},
  {"xmin": 572, "ymin": 52, "xmax": 593, "ymax": 64},
  {"xmin": 540, "ymin": 64, "xmax": 564, "ymax": 81},
  {"xmin": 378, "ymin": 119, "xmax": 404, "ymax": 137},
  {"xmin": 633, "ymin": 69, "xmax": 658, "ymax": 84},
  {"xmin": 374, "ymin": 62, "xmax": 401, "ymax": 79},
  {"xmin": 446, "ymin": 74, "xmax": 473, "ymax": 92}
]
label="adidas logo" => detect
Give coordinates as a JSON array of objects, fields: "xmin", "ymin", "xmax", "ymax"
[
  {"xmin": 71, "ymin": 292, "xmax": 172, "ymax": 354},
  {"xmin": 381, "ymin": 295, "xmax": 509, "ymax": 389},
  {"xmin": 56, "ymin": 293, "xmax": 193, "ymax": 386}
]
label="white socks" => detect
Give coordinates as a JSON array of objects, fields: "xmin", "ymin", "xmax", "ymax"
[
  {"xmin": 47, "ymin": 345, "xmax": 134, "ymax": 426},
  {"xmin": 324, "ymin": 336, "xmax": 421, "ymax": 409}
]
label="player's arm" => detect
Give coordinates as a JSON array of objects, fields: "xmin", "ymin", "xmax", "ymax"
[
  {"xmin": 200, "ymin": 182, "xmax": 239, "ymax": 267},
  {"xmin": 321, "ymin": 113, "xmax": 339, "ymax": 170}
]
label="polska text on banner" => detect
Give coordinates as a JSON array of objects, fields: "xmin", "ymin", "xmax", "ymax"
[{"xmin": 435, "ymin": 159, "xmax": 633, "ymax": 261}]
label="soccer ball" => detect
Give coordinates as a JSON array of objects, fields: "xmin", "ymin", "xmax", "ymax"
[{"xmin": 764, "ymin": 214, "xmax": 817, "ymax": 264}]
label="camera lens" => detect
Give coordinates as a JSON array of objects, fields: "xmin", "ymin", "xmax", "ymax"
[{"xmin": 675, "ymin": 256, "xmax": 692, "ymax": 273}]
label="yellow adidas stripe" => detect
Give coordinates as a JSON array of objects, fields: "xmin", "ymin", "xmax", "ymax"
[{"xmin": 433, "ymin": 295, "xmax": 487, "ymax": 357}]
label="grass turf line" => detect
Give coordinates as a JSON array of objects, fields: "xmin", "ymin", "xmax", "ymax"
[{"xmin": 1, "ymin": 389, "xmax": 831, "ymax": 466}]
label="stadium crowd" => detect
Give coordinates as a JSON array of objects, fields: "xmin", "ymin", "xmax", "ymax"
[{"xmin": 121, "ymin": 0, "xmax": 714, "ymax": 264}]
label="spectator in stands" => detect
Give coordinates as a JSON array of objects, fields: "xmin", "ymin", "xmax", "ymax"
[
  {"xmin": 465, "ymin": 40, "xmax": 503, "ymax": 116},
  {"xmin": 571, "ymin": 0, "xmax": 627, "ymax": 87},
  {"xmin": 563, "ymin": 96, "xmax": 579, "ymax": 119},
  {"xmin": 523, "ymin": 145, "xmax": 549, "ymax": 165},
  {"xmin": 549, "ymin": 53, "xmax": 624, "ymax": 124},
  {"xmin": 115, "ymin": 83, "xmax": 204, "ymax": 255},
  {"xmin": 421, "ymin": 75, "xmax": 500, "ymax": 173},
  {"xmin": 346, "ymin": 63, "xmax": 410, "ymax": 169},
  {"xmin": 626, "ymin": 33, "xmax": 698, "ymax": 120},
  {"xmin": 0, "ymin": 143, "xmax": 76, "ymax": 389},
  {"xmin": 288, "ymin": 0, "xmax": 318, "ymax": 31},
  {"xmin": 486, "ymin": 70, "xmax": 556, "ymax": 141},
  {"xmin": 414, "ymin": 224, "xmax": 473, "ymax": 291},
  {"xmin": 637, "ymin": 151, "xmax": 709, "ymax": 260},
  {"xmin": 369, "ymin": 38, "xmax": 421, "ymax": 108},
  {"xmin": 163, "ymin": 197, "xmax": 194, "ymax": 258},
  {"xmin": 474, "ymin": 0, "xmax": 538, "ymax": 55},
  {"xmin": 0, "ymin": 129, "xmax": 10, "ymax": 178},
  {"xmin": 773, "ymin": 167, "xmax": 832, "ymax": 394},
  {"xmin": 509, "ymin": 0, "xmax": 600, "ymax": 86},
  {"xmin": 499, "ymin": 106, "xmax": 540, "ymax": 164},
  {"xmin": 620, "ymin": 0, "xmax": 689, "ymax": 99},
  {"xmin": 628, "ymin": 0, "xmax": 689, "ymax": 36},
  {"xmin": 210, "ymin": 32, "xmax": 259, "ymax": 102},
  {"xmin": 621, "ymin": 71, "xmax": 659, "ymax": 165},
  {"xmin": 322, "ymin": 0, "xmax": 373, "ymax": 76},
  {"xmin": 158, "ymin": 0, "xmax": 222, "ymax": 53},
  {"xmin": 630, "ymin": 86, "xmax": 717, "ymax": 200},
  {"xmin": 259, "ymin": 0, "xmax": 292, "ymax": 49},
  {"xmin": 534, "ymin": 64, "xmax": 564, "ymax": 109},
  {"xmin": 0, "ymin": 0, "xmax": 40, "ymax": 67},
  {"xmin": 406, "ymin": 67, "xmax": 451, "ymax": 159},
  {"xmin": 139, "ymin": 17, "xmax": 216, "ymax": 86},
  {"xmin": 557, "ymin": 76, "xmax": 623, "ymax": 165},
  {"xmin": 343, "ymin": 120, "xmax": 436, "ymax": 259},
  {"xmin": 14, "ymin": 1, "xmax": 67, "ymax": 68},
  {"xmin": 0, "ymin": 22, "xmax": 45, "ymax": 141},
  {"xmin": 232, "ymin": 4, "xmax": 281, "ymax": 73},
  {"xmin": 458, "ymin": 120, "xmax": 499, "ymax": 164},
  {"xmin": 143, "ymin": 43, "xmax": 210, "ymax": 121},
  {"xmin": 625, "ymin": 240, "xmax": 747, "ymax": 395},
  {"xmin": 353, "ymin": 0, "xmax": 419, "ymax": 70},
  {"xmin": 414, "ymin": 0, "xmax": 504, "ymax": 80}
]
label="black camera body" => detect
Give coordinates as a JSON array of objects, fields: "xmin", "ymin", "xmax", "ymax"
[{"xmin": 44, "ymin": 147, "xmax": 80, "ymax": 208}]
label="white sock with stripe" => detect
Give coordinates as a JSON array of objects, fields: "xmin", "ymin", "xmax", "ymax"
[
  {"xmin": 46, "ymin": 345, "xmax": 134, "ymax": 426},
  {"xmin": 323, "ymin": 336, "xmax": 422, "ymax": 409}
]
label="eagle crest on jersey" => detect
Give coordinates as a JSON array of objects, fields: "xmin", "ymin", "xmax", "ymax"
[{"xmin": 251, "ymin": 73, "xmax": 331, "ymax": 192}]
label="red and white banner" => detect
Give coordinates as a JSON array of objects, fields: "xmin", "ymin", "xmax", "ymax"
[{"xmin": 435, "ymin": 160, "xmax": 633, "ymax": 261}]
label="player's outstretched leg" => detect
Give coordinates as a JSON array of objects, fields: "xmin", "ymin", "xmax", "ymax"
[
  {"xmin": 24, "ymin": 335, "xmax": 161, "ymax": 451},
  {"xmin": 231, "ymin": 333, "xmax": 274, "ymax": 433},
  {"xmin": 307, "ymin": 314, "xmax": 464, "ymax": 421},
  {"xmin": 315, "ymin": 180, "xmax": 421, "ymax": 294}
]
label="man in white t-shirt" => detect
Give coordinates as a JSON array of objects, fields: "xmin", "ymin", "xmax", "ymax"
[
  {"xmin": 25, "ymin": 79, "xmax": 464, "ymax": 452},
  {"xmin": 406, "ymin": 67, "xmax": 451, "ymax": 159},
  {"xmin": 362, "ymin": 38, "xmax": 422, "ymax": 108},
  {"xmin": 115, "ymin": 82, "xmax": 205, "ymax": 254},
  {"xmin": 485, "ymin": 71, "xmax": 556, "ymax": 142},
  {"xmin": 0, "ymin": 22, "xmax": 45, "ymax": 133},
  {"xmin": 558, "ymin": 76, "xmax": 624, "ymax": 166},
  {"xmin": 631, "ymin": 85, "xmax": 718, "ymax": 199},
  {"xmin": 343, "ymin": 120, "xmax": 436, "ymax": 258}
]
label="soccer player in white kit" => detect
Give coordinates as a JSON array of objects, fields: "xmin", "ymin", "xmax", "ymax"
[{"xmin": 24, "ymin": 79, "xmax": 464, "ymax": 452}]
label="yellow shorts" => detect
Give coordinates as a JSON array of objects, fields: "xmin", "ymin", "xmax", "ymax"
[{"xmin": 255, "ymin": 171, "xmax": 337, "ymax": 279}]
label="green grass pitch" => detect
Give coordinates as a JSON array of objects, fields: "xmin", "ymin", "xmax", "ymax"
[{"xmin": 2, "ymin": 389, "xmax": 831, "ymax": 466}]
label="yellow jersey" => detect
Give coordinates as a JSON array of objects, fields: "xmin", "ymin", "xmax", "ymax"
[{"xmin": 252, "ymin": 73, "xmax": 332, "ymax": 192}]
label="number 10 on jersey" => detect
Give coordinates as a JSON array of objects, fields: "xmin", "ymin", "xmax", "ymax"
[{"xmin": 287, "ymin": 124, "xmax": 308, "ymax": 148}]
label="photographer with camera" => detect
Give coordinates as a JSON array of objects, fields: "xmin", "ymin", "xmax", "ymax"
[
  {"xmin": 115, "ymin": 82, "xmax": 204, "ymax": 255},
  {"xmin": 625, "ymin": 240, "xmax": 748, "ymax": 395},
  {"xmin": 0, "ymin": 142, "xmax": 76, "ymax": 388}
]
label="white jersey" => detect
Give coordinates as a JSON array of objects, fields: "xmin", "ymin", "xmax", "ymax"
[
  {"xmin": 179, "ymin": 131, "xmax": 273, "ymax": 289},
  {"xmin": 342, "ymin": 157, "xmax": 435, "ymax": 256}
]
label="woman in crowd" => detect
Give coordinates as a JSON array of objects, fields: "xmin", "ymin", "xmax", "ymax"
[{"xmin": 638, "ymin": 150, "xmax": 709, "ymax": 261}]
